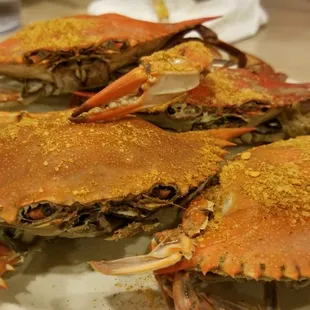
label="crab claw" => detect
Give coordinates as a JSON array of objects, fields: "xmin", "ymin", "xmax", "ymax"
[
  {"xmin": 0, "ymin": 241, "xmax": 21, "ymax": 289},
  {"xmin": 70, "ymin": 41, "xmax": 214, "ymax": 123},
  {"xmin": 89, "ymin": 235, "xmax": 194, "ymax": 275}
]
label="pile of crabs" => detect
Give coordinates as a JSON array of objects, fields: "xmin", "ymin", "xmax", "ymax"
[{"xmin": 0, "ymin": 13, "xmax": 309, "ymax": 309}]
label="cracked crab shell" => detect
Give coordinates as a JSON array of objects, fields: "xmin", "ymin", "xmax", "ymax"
[
  {"xmin": 0, "ymin": 111, "xmax": 236, "ymax": 237},
  {"xmin": 159, "ymin": 136, "xmax": 310, "ymax": 281}
]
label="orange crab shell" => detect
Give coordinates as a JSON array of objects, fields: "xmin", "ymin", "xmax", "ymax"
[
  {"xmin": 186, "ymin": 68, "xmax": 310, "ymax": 113},
  {"xmin": 142, "ymin": 67, "xmax": 310, "ymax": 116},
  {"xmin": 0, "ymin": 110, "xmax": 253, "ymax": 224},
  {"xmin": 156, "ymin": 136, "xmax": 310, "ymax": 281},
  {"xmin": 0, "ymin": 14, "xmax": 219, "ymax": 65}
]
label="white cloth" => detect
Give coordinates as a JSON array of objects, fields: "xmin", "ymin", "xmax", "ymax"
[{"xmin": 87, "ymin": 0, "xmax": 268, "ymax": 43}]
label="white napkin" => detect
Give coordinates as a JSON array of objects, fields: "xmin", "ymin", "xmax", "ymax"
[{"xmin": 87, "ymin": 0, "xmax": 268, "ymax": 43}]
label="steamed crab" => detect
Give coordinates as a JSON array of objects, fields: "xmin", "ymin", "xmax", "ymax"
[
  {"xmin": 1, "ymin": 13, "xmax": 257, "ymax": 108},
  {"xmin": 90, "ymin": 136, "xmax": 310, "ymax": 309},
  {"xmin": 136, "ymin": 68, "xmax": 310, "ymax": 144},
  {"xmin": 0, "ymin": 110, "xmax": 252, "ymax": 239},
  {"xmin": 70, "ymin": 40, "xmax": 310, "ymax": 145},
  {"xmin": 0, "ymin": 13, "xmax": 222, "ymax": 106}
]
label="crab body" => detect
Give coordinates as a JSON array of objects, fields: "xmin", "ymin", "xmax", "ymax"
[
  {"xmin": 136, "ymin": 68, "xmax": 310, "ymax": 144},
  {"xmin": 0, "ymin": 110, "xmax": 251, "ymax": 238},
  {"xmin": 91, "ymin": 136, "xmax": 310, "ymax": 308},
  {"xmin": 71, "ymin": 41, "xmax": 309, "ymax": 145},
  {"xmin": 0, "ymin": 14, "xmax": 218, "ymax": 106}
]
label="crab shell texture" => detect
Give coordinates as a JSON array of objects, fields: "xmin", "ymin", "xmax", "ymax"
[
  {"xmin": 0, "ymin": 240, "xmax": 21, "ymax": 289},
  {"xmin": 157, "ymin": 136, "xmax": 310, "ymax": 282},
  {"xmin": 0, "ymin": 111, "xmax": 245, "ymax": 238},
  {"xmin": 0, "ymin": 14, "xmax": 216, "ymax": 105},
  {"xmin": 0, "ymin": 14, "xmax": 217, "ymax": 66},
  {"xmin": 139, "ymin": 67, "xmax": 310, "ymax": 144}
]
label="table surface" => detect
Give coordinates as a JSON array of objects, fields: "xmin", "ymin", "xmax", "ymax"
[{"xmin": 0, "ymin": 0, "xmax": 309, "ymax": 82}]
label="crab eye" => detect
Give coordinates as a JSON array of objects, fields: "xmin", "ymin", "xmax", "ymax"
[{"xmin": 150, "ymin": 185, "xmax": 177, "ymax": 200}]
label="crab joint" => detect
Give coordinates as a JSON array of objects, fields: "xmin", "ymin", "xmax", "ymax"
[
  {"xmin": 70, "ymin": 41, "xmax": 213, "ymax": 123},
  {"xmin": 89, "ymin": 235, "xmax": 194, "ymax": 275}
]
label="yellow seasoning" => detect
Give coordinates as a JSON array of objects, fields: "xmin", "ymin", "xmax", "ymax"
[{"xmin": 241, "ymin": 152, "xmax": 251, "ymax": 160}]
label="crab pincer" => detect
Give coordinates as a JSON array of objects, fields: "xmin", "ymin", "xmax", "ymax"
[
  {"xmin": 90, "ymin": 136, "xmax": 310, "ymax": 309},
  {"xmin": 70, "ymin": 41, "xmax": 214, "ymax": 123}
]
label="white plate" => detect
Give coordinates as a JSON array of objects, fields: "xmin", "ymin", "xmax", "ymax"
[{"xmin": 1, "ymin": 79, "xmax": 310, "ymax": 310}]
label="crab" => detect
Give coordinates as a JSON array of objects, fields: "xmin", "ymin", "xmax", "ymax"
[
  {"xmin": 0, "ymin": 230, "xmax": 23, "ymax": 289},
  {"xmin": 0, "ymin": 13, "xmax": 225, "ymax": 107},
  {"xmin": 90, "ymin": 136, "xmax": 310, "ymax": 309},
  {"xmin": 135, "ymin": 68, "xmax": 310, "ymax": 144},
  {"xmin": 70, "ymin": 41, "xmax": 309, "ymax": 144},
  {"xmin": 70, "ymin": 39, "xmax": 263, "ymax": 123},
  {"xmin": 0, "ymin": 109, "xmax": 253, "ymax": 238}
]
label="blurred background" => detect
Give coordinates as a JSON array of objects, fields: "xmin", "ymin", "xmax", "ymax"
[{"xmin": 0, "ymin": 0, "xmax": 309, "ymax": 81}]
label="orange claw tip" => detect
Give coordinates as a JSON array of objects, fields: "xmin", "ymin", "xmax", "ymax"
[
  {"xmin": 70, "ymin": 103, "xmax": 142, "ymax": 123},
  {"xmin": 71, "ymin": 67, "xmax": 148, "ymax": 118},
  {"xmin": 207, "ymin": 127, "xmax": 256, "ymax": 141},
  {"xmin": 72, "ymin": 91, "xmax": 97, "ymax": 98},
  {"xmin": 0, "ymin": 277, "xmax": 8, "ymax": 290}
]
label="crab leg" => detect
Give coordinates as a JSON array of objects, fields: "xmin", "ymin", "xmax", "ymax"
[
  {"xmin": 172, "ymin": 272, "xmax": 261, "ymax": 310},
  {"xmin": 0, "ymin": 241, "xmax": 21, "ymax": 289},
  {"xmin": 199, "ymin": 294, "xmax": 261, "ymax": 310},
  {"xmin": 70, "ymin": 41, "xmax": 214, "ymax": 123},
  {"xmin": 196, "ymin": 25, "xmax": 247, "ymax": 68},
  {"xmin": 264, "ymin": 282, "xmax": 278, "ymax": 310},
  {"xmin": 89, "ymin": 235, "xmax": 194, "ymax": 275},
  {"xmin": 173, "ymin": 272, "xmax": 200, "ymax": 310}
]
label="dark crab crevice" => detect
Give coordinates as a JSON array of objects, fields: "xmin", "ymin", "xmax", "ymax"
[
  {"xmin": 137, "ymin": 99, "xmax": 310, "ymax": 145},
  {"xmin": 10, "ymin": 178, "xmax": 218, "ymax": 239}
]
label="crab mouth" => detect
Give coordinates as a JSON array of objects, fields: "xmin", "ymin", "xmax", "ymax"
[{"xmin": 7, "ymin": 179, "xmax": 217, "ymax": 238}]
